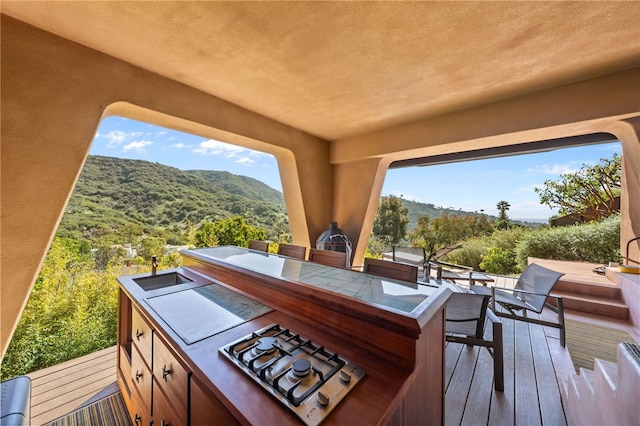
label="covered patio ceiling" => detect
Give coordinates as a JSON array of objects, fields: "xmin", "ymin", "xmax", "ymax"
[
  {"xmin": 3, "ymin": 1, "xmax": 639, "ymax": 142},
  {"xmin": 2, "ymin": 2, "xmax": 639, "ymax": 359}
]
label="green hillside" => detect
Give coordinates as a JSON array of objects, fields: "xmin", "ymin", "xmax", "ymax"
[
  {"xmin": 186, "ymin": 170, "xmax": 284, "ymax": 205},
  {"xmin": 58, "ymin": 156, "xmax": 288, "ymax": 243},
  {"xmin": 400, "ymin": 198, "xmax": 496, "ymax": 230},
  {"xmin": 58, "ymin": 155, "xmax": 519, "ymax": 245}
]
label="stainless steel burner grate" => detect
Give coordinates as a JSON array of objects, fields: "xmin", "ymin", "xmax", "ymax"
[{"xmin": 219, "ymin": 324, "xmax": 365, "ymax": 425}]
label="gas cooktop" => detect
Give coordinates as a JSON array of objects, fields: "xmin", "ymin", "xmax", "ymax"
[{"xmin": 219, "ymin": 324, "xmax": 365, "ymax": 425}]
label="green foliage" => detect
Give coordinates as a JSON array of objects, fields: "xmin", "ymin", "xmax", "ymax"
[
  {"xmin": 409, "ymin": 213, "xmax": 493, "ymax": 256},
  {"xmin": 372, "ymin": 196, "xmax": 409, "ymax": 245},
  {"xmin": 480, "ymin": 247, "xmax": 519, "ymax": 275},
  {"xmin": 1, "ymin": 238, "xmax": 119, "ymax": 378},
  {"xmin": 515, "ymin": 214, "xmax": 621, "ymax": 268},
  {"xmin": 139, "ymin": 236, "xmax": 167, "ymax": 260},
  {"xmin": 193, "ymin": 216, "xmax": 266, "ymax": 248},
  {"xmin": 443, "ymin": 228, "xmax": 531, "ymax": 273},
  {"xmin": 365, "ymin": 235, "xmax": 391, "ymax": 259},
  {"xmin": 443, "ymin": 237, "xmax": 489, "ymax": 271},
  {"xmin": 535, "ymin": 154, "xmax": 621, "ymax": 221}
]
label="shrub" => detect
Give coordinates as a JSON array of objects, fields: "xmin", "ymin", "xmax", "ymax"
[
  {"xmin": 0, "ymin": 238, "xmax": 119, "ymax": 378},
  {"xmin": 480, "ymin": 247, "xmax": 519, "ymax": 275},
  {"xmin": 443, "ymin": 237, "xmax": 488, "ymax": 271},
  {"xmin": 515, "ymin": 214, "xmax": 620, "ymax": 268}
]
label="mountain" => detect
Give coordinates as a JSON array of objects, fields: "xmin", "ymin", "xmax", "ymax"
[
  {"xmin": 58, "ymin": 155, "xmax": 535, "ymax": 245},
  {"xmin": 186, "ymin": 170, "xmax": 284, "ymax": 205},
  {"xmin": 58, "ymin": 156, "xmax": 288, "ymax": 243},
  {"xmin": 399, "ymin": 198, "xmax": 497, "ymax": 230}
]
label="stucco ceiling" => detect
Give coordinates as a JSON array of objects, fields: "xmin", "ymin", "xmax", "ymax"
[{"xmin": 2, "ymin": 1, "xmax": 639, "ymax": 141}]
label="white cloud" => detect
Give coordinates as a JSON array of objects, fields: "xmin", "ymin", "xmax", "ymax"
[
  {"xmin": 102, "ymin": 130, "xmax": 143, "ymax": 147},
  {"xmin": 123, "ymin": 140, "xmax": 153, "ymax": 153},
  {"xmin": 525, "ymin": 163, "xmax": 578, "ymax": 176},
  {"xmin": 193, "ymin": 139, "xmax": 265, "ymax": 166},
  {"xmin": 236, "ymin": 156, "xmax": 255, "ymax": 166},
  {"xmin": 170, "ymin": 143, "xmax": 186, "ymax": 149}
]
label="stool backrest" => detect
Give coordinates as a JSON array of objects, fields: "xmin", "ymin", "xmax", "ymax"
[
  {"xmin": 277, "ymin": 243, "xmax": 307, "ymax": 260},
  {"xmin": 363, "ymin": 258, "xmax": 418, "ymax": 282},
  {"xmin": 309, "ymin": 248, "xmax": 347, "ymax": 268}
]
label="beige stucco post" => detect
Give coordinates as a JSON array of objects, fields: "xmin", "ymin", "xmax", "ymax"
[
  {"xmin": 332, "ymin": 158, "xmax": 391, "ymax": 266},
  {"xmin": 610, "ymin": 118, "xmax": 640, "ymax": 264}
]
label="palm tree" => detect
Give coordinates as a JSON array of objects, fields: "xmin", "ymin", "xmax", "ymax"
[{"xmin": 496, "ymin": 200, "xmax": 511, "ymax": 229}]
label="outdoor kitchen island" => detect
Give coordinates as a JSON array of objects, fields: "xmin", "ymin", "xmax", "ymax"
[{"xmin": 116, "ymin": 246, "xmax": 454, "ymax": 425}]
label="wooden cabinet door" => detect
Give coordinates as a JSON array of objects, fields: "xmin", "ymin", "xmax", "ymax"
[
  {"xmin": 153, "ymin": 334, "xmax": 189, "ymax": 416},
  {"xmin": 190, "ymin": 376, "xmax": 240, "ymax": 426},
  {"xmin": 152, "ymin": 378, "xmax": 185, "ymax": 426},
  {"xmin": 131, "ymin": 385, "xmax": 152, "ymax": 426},
  {"xmin": 130, "ymin": 345, "xmax": 152, "ymax": 414},
  {"xmin": 131, "ymin": 308, "xmax": 153, "ymax": 369}
]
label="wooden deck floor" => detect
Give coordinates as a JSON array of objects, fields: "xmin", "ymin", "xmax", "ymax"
[
  {"xmin": 27, "ymin": 346, "xmax": 118, "ymax": 425},
  {"xmin": 445, "ymin": 317, "xmax": 567, "ymax": 426},
  {"xmin": 27, "ymin": 319, "xmax": 569, "ymax": 425}
]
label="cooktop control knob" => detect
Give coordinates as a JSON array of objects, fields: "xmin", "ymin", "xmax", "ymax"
[
  {"xmin": 339, "ymin": 370, "xmax": 352, "ymax": 383},
  {"xmin": 317, "ymin": 391, "xmax": 330, "ymax": 407}
]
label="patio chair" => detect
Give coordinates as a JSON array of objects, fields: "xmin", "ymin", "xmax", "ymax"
[
  {"xmin": 470, "ymin": 263, "xmax": 566, "ymax": 346},
  {"xmin": 248, "ymin": 240, "xmax": 269, "ymax": 252},
  {"xmin": 363, "ymin": 258, "xmax": 418, "ymax": 282},
  {"xmin": 445, "ymin": 292, "xmax": 504, "ymax": 391},
  {"xmin": 308, "ymin": 248, "xmax": 348, "ymax": 268},
  {"xmin": 383, "ymin": 244, "xmax": 463, "ymax": 270},
  {"xmin": 277, "ymin": 243, "xmax": 307, "ymax": 260},
  {"xmin": 427, "ymin": 243, "xmax": 463, "ymax": 263}
]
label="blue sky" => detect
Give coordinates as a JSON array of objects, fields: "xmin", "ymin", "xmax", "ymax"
[{"xmin": 91, "ymin": 116, "xmax": 621, "ymax": 221}]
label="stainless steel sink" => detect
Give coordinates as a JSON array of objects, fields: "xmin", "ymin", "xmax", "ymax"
[{"xmin": 133, "ymin": 272, "xmax": 193, "ymax": 291}]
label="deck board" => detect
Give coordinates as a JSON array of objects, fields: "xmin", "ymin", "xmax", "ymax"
[
  {"xmin": 530, "ymin": 325, "xmax": 567, "ymax": 426},
  {"xmin": 488, "ymin": 316, "xmax": 516, "ymax": 426},
  {"xmin": 460, "ymin": 348, "xmax": 493, "ymax": 426},
  {"xmin": 514, "ymin": 319, "xmax": 542, "ymax": 426},
  {"xmin": 27, "ymin": 346, "xmax": 117, "ymax": 425}
]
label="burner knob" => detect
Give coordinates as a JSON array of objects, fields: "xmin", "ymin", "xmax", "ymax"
[
  {"xmin": 339, "ymin": 370, "xmax": 352, "ymax": 383},
  {"xmin": 317, "ymin": 391, "xmax": 330, "ymax": 407}
]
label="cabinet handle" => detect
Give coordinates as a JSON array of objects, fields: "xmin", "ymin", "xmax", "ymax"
[
  {"xmin": 135, "ymin": 329, "xmax": 143, "ymax": 340},
  {"xmin": 134, "ymin": 414, "xmax": 141, "ymax": 425},
  {"xmin": 162, "ymin": 365, "xmax": 172, "ymax": 381},
  {"xmin": 161, "ymin": 419, "xmax": 169, "ymax": 426},
  {"xmin": 135, "ymin": 370, "xmax": 143, "ymax": 383}
]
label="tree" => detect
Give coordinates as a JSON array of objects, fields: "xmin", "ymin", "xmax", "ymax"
[
  {"xmin": 372, "ymin": 196, "xmax": 409, "ymax": 245},
  {"xmin": 534, "ymin": 153, "xmax": 621, "ymax": 221},
  {"xmin": 193, "ymin": 216, "xmax": 266, "ymax": 248},
  {"xmin": 139, "ymin": 236, "xmax": 166, "ymax": 260},
  {"xmin": 409, "ymin": 213, "xmax": 493, "ymax": 256},
  {"xmin": 496, "ymin": 201, "xmax": 511, "ymax": 230}
]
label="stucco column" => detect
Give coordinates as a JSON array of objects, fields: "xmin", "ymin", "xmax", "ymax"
[
  {"xmin": 333, "ymin": 157, "xmax": 391, "ymax": 266},
  {"xmin": 610, "ymin": 118, "xmax": 640, "ymax": 264},
  {"xmin": 277, "ymin": 144, "xmax": 333, "ymax": 250}
]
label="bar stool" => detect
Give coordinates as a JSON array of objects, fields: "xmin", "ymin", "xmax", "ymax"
[{"xmin": 277, "ymin": 243, "xmax": 306, "ymax": 260}]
